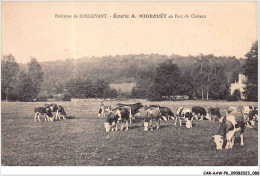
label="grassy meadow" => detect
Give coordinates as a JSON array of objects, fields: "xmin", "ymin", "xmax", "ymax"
[{"xmin": 1, "ymin": 99, "xmax": 258, "ymax": 166}]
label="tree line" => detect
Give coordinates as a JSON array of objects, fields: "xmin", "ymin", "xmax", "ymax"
[
  {"xmin": 1, "ymin": 56, "xmax": 117, "ymax": 101},
  {"xmin": 1, "ymin": 56, "xmax": 43, "ymax": 102},
  {"xmin": 131, "ymin": 41, "xmax": 257, "ymax": 101},
  {"xmin": 1, "ymin": 41, "xmax": 257, "ymax": 102}
]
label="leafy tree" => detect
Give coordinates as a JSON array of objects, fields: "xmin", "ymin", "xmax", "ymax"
[
  {"xmin": 179, "ymin": 70, "xmax": 195, "ymax": 99},
  {"xmin": 65, "ymin": 78, "xmax": 114, "ymax": 99},
  {"xmin": 244, "ymin": 41, "xmax": 258, "ymax": 84},
  {"xmin": 27, "ymin": 57, "xmax": 44, "ymax": 98},
  {"xmin": 1, "ymin": 54, "xmax": 20, "ymax": 101},
  {"xmin": 132, "ymin": 67, "xmax": 156, "ymax": 99},
  {"xmin": 193, "ymin": 54, "xmax": 211, "ymax": 100},
  {"xmin": 193, "ymin": 54, "xmax": 229, "ymax": 100},
  {"xmin": 209, "ymin": 62, "xmax": 229, "ymax": 100},
  {"xmin": 108, "ymin": 88, "xmax": 118, "ymax": 98},
  {"xmin": 94, "ymin": 79, "xmax": 110, "ymax": 99},
  {"xmin": 153, "ymin": 59, "xmax": 182, "ymax": 97},
  {"xmin": 146, "ymin": 82, "xmax": 162, "ymax": 101},
  {"xmin": 210, "ymin": 77, "xmax": 229, "ymax": 100},
  {"xmin": 243, "ymin": 41, "xmax": 258, "ymax": 101},
  {"xmin": 53, "ymin": 82, "xmax": 65, "ymax": 94},
  {"xmin": 65, "ymin": 78, "xmax": 95, "ymax": 98},
  {"xmin": 13, "ymin": 70, "xmax": 35, "ymax": 102},
  {"xmin": 243, "ymin": 84, "xmax": 257, "ymax": 102}
]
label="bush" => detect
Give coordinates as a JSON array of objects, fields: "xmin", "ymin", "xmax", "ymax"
[
  {"xmin": 36, "ymin": 94, "xmax": 48, "ymax": 102},
  {"xmin": 63, "ymin": 93, "xmax": 72, "ymax": 101},
  {"xmin": 227, "ymin": 89, "xmax": 241, "ymax": 101},
  {"xmin": 54, "ymin": 93, "xmax": 71, "ymax": 101},
  {"xmin": 48, "ymin": 94, "xmax": 54, "ymax": 99},
  {"xmin": 227, "ymin": 95, "xmax": 237, "ymax": 101},
  {"xmin": 109, "ymin": 88, "xmax": 118, "ymax": 98}
]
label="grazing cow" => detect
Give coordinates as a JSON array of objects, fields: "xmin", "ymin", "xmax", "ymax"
[
  {"xmin": 227, "ymin": 106, "xmax": 240, "ymax": 114},
  {"xmin": 143, "ymin": 107, "xmax": 162, "ymax": 131},
  {"xmin": 44, "ymin": 103, "xmax": 59, "ymax": 112},
  {"xmin": 192, "ymin": 106, "xmax": 208, "ymax": 120},
  {"xmin": 175, "ymin": 107, "xmax": 193, "ymax": 128},
  {"xmin": 207, "ymin": 107, "xmax": 222, "ymax": 122},
  {"xmin": 44, "ymin": 103, "xmax": 60, "ymax": 119},
  {"xmin": 243, "ymin": 106, "xmax": 258, "ymax": 128},
  {"xmin": 45, "ymin": 103, "xmax": 67, "ymax": 120},
  {"xmin": 211, "ymin": 111, "xmax": 245, "ymax": 150},
  {"xmin": 98, "ymin": 105, "xmax": 112, "ymax": 118},
  {"xmin": 140, "ymin": 105, "xmax": 175, "ymax": 121},
  {"xmin": 159, "ymin": 107, "xmax": 176, "ymax": 121},
  {"xmin": 56, "ymin": 105, "xmax": 67, "ymax": 120},
  {"xmin": 117, "ymin": 102, "xmax": 144, "ymax": 123},
  {"xmin": 135, "ymin": 106, "xmax": 175, "ymax": 121},
  {"xmin": 104, "ymin": 107, "xmax": 130, "ymax": 132},
  {"xmin": 144, "ymin": 104, "xmax": 160, "ymax": 108},
  {"xmin": 34, "ymin": 107, "xmax": 53, "ymax": 122}
]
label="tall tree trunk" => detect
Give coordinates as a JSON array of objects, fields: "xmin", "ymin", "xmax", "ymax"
[
  {"xmin": 206, "ymin": 87, "xmax": 209, "ymax": 101},
  {"xmin": 6, "ymin": 87, "xmax": 9, "ymax": 102},
  {"xmin": 207, "ymin": 74, "xmax": 210, "ymax": 101},
  {"xmin": 201, "ymin": 88, "xmax": 204, "ymax": 100}
]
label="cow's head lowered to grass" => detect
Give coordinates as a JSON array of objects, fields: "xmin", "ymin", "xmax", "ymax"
[
  {"xmin": 211, "ymin": 113, "xmax": 245, "ymax": 150},
  {"xmin": 211, "ymin": 135, "xmax": 224, "ymax": 150},
  {"xmin": 185, "ymin": 119, "xmax": 192, "ymax": 129},
  {"xmin": 184, "ymin": 111, "xmax": 193, "ymax": 129},
  {"xmin": 104, "ymin": 122, "xmax": 111, "ymax": 133}
]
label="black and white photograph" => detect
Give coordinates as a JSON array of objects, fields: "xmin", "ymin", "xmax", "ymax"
[{"xmin": 1, "ymin": 1, "xmax": 259, "ymax": 175}]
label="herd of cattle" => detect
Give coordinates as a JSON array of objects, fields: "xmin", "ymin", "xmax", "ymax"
[
  {"xmin": 33, "ymin": 102, "xmax": 258, "ymax": 150},
  {"xmin": 98, "ymin": 102, "xmax": 258, "ymax": 150},
  {"xmin": 34, "ymin": 103, "xmax": 67, "ymax": 122}
]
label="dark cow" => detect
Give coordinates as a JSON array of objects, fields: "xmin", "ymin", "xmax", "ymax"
[
  {"xmin": 192, "ymin": 106, "xmax": 208, "ymax": 120},
  {"xmin": 104, "ymin": 107, "xmax": 130, "ymax": 132},
  {"xmin": 211, "ymin": 111, "xmax": 245, "ymax": 150},
  {"xmin": 98, "ymin": 106, "xmax": 112, "ymax": 118},
  {"xmin": 144, "ymin": 104, "xmax": 160, "ymax": 108},
  {"xmin": 175, "ymin": 107, "xmax": 193, "ymax": 128},
  {"xmin": 117, "ymin": 102, "xmax": 143, "ymax": 123},
  {"xmin": 207, "ymin": 107, "xmax": 221, "ymax": 122},
  {"xmin": 44, "ymin": 103, "xmax": 59, "ymax": 112},
  {"xmin": 45, "ymin": 103, "xmax": 66, "ymax": 120},
  {"xmin": 243, "ymin": 106, "xmax": 258, "ymax": 128},
  {"xmin": 56, "ymin": 105, "xmax": 67, "ymax": 119},
  {"xmin": 34, "ymin": 107, "xmax": 53, "ymax": 122},
  {"xmin": 159, "ymin": 107, "xmax": 176, "ymax": 121}
]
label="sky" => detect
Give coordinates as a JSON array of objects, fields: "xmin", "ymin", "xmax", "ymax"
[{"xmin": 1, "ymin": 1, "xmax": 258, "ymax": 63}]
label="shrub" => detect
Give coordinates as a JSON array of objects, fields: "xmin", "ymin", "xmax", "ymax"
[
  {"xmin": 63, "ymin": 93, "xmax": 72, "ymax": 101},
  {"xmin": 48, "ymin": 94, "xmax": 54, "ymax": 99},
  {"xmin": 227, "ymin": 95, "xmax": 237, "ymax": 101},
  {"xmin": 36, "ymin": 94, "xmax": 48, "ymax": 102},
  {"xmin": 54, "ymin": 93, "xmax": 71, "ymax": 101},
  {"xmin": 227, "ymin": 89, "xmax": 241, "ymax": 101}
]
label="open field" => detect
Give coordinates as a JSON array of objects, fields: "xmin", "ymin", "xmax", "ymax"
[{"xmin": 1, "ymin": 99, "xmax": 258, "ymax": 166}]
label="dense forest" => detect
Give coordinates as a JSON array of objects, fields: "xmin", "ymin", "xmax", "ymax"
[{"xmin": 2, "ymin": 41, "xmax": 257, "ymax": 101}]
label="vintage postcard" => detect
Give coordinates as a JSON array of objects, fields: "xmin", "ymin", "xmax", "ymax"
[{"xmin": 1, "ymin": 1, "xmax": 259, "ymax": 175}]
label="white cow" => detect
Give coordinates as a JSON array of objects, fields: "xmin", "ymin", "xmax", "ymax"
[
  {"xmin": 175, "ymin": 107, "xmax": 193, "ymax": 128},
  {"xmin": 211, "ymin": 111, "xmax": 245, "ymax": 150}
]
